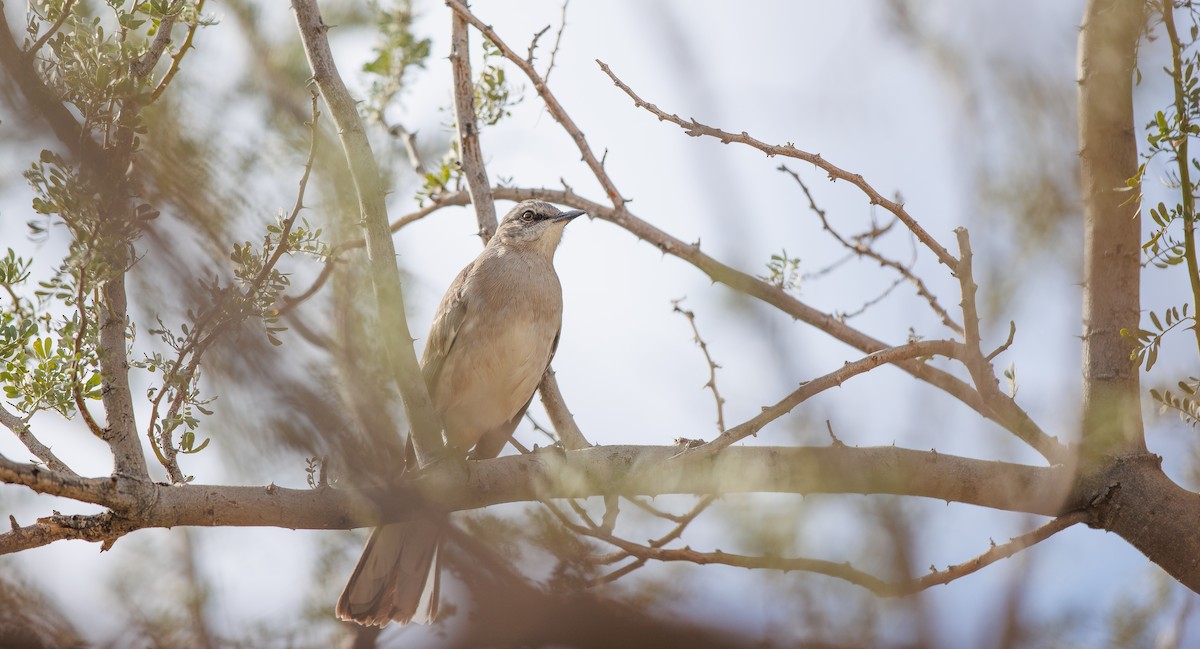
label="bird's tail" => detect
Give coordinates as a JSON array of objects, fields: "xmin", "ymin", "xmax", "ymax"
[{"xmin": 336, "ymin": 521, "xmax": 441, "ymax": 627}]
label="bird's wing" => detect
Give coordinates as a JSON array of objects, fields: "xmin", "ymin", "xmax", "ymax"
[{"xmin": 420, "ymin": 262, "xmax": 472, "ymax": 390}]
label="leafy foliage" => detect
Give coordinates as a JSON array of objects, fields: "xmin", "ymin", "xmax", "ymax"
[
  {"xmin": 1150, "ymin": 377, "xmax": 1200, "ymax": 428},
  {"xmin": 361, "ymin": 0, "xmax": 432, "ymax": 122},
  {"xmin": 474, "ymin": 38, "xmax": 522, "ymax": 126},
  {"xmin": 0, "ymin": 250, "xmax": 101, "ymax": 418},
  {"xmin": 760, "ymin": 249, "xmax": 802, "ymax": 292},
  {"xmin": 1121, "ymin": 304, "xmax": 1192, "ymax": 372}
]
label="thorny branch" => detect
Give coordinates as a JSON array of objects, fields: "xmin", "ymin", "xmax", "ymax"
[
  {"xmin": 685, "ymin": 339, "xmax": 962, "ymax": 459},
  {"xmin": 552, "ymin": 499, "xmax": 1087, "ymax": 596},
  {"xmin": 780, "ymin": 164, "xmax": 963, "ymax": 335},
  {"xmin": 588, "ymin": 495, "xmax": 715, "ymax": 586},
  {"xmin": 450, "ymin": 8, "xmax": 498, "ymax": 242},
  {"xmin": 673, "ymin": 300, "xmax": 726, "ymax": 434},
  {"xmin": 954, "ymin": 228, "xmax": 1064, "ymax": 464},
  {"xmin": 597, "ymin": 60, "xmax": 959, "ymax": 270},
  {"xmin": 0, "ymin": 405, "xmax": 78, "ymax": 477},
  {"xmin": 445, "ymin": 0, "xmax": 626, "ymax": 210}
]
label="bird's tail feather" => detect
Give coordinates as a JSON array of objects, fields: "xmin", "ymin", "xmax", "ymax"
[{"xmin": 336, "ymin": 521, "xmax": 440, "ymax": 627}]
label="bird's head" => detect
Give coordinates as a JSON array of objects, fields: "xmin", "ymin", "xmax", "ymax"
[{"xmin": 492, "ymin": 200, "xmax": 585, "ymax": 257}]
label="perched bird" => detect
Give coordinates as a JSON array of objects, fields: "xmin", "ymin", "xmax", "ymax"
[{"xmin": 336, "ymin": 199, "xmax": 585, "ymax": 626}]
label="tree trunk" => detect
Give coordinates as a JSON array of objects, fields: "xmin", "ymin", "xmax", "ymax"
[{"xmin": 1077, "ymin": 0, "xmax": 1200, "ymax": 592}]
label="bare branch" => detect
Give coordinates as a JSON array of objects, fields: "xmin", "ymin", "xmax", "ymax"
[
  {"xmin": 450, "ymin": 9, "xmax": 498, "ymax": 242},
  {"xmin": 954, "ymin": 229, "xmax": 1067, "ymax": 464},
  {"xmin": 544, "ymin": 0, "xmax": 569, "ymax": 83},
  {"xmin": 98, "ymin": 275, "xmax": 149, "ymax": 480},
  {"xmin": 672, "ymin": 300, "xmax": 726, "ymax": 434},
  {"xmin": 780, "ymin": 164, "xmax": 963, "ymax": 335},
  {"xmin": 588, "ymin": 495, "xmax": 715, "ymax": 585},
  {"xmin": 597, "ymin": 60, "xmax": 958, "ymax": 270},
  {"xmin": 0, "ymin": 407, "xmax": 79, "ymax": 477},
  {"xmin": 907, "ymin": 510, "xmax": 1088, "ymax": 593},
  {"xmin": 445, "ymin": 0, "xmax": 626, "ymax": 210},
  {"xmin": 1, "ymin": 511, "xmax": 138, "ymax": 554},
  {"xmin": 0, "ymin": 445, "xmax": 1076, "ymax": 554},
  {"xmin": 557, "ymin": 506, "xmax": 1087, "ymax": 597},
  {"xmin": 292, "ymin": 0, "xmax": 444, "ymax": 466},
  {"xmin": 0, "ymin": 452, "xmax": 129, "ymax": 507},
  {"xmin": 687, "ymin": 339, "xmax": 962, "ymax": 458}
]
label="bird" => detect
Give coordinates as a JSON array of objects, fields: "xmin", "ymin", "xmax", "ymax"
[{"xmin": 336, "ymin": 199, "xmax": 585, "ymax": 627}]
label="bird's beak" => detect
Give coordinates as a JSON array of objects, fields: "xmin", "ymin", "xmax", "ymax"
[{"xmin": 555, "ymin": 210, "xmax": 586, "ymax": 222}]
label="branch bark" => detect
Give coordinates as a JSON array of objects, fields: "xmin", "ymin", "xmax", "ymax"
[
  {"xmin": 1077, "ymin": 0, "xmax": 1146, "ymax": 459},
  {"xmin": 450, "ymin": 8, "xmax": 498, "ymax": 242},
  {"xmin": 97, "ymin": 276, "xmax": 150, "ymax": 481},
  {"xmin": 291, "ymin": 0, "xmax": 444, "ymax": 467},
  {"xmin": 0, "ymin": 444, "xmax": 1076, "ymax": 554}
]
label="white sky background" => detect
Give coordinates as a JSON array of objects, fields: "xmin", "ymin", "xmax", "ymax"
[{"xmin": 2, "ymin": 0, "xmax": 1199, "ymax": 646}]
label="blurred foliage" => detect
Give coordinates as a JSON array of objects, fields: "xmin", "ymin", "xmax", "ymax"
[{"xmin": 1125, "ymin": 3, "xmax": 1200, "ymax": 434}]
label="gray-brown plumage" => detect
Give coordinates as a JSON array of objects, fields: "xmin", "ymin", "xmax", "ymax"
[{"xmin": 337, "ymin": 200, "xmax": 584, "ymax": 627}]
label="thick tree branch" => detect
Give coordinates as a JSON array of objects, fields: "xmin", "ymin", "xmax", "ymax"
[
  {"xmin": 0, "ymin": 445, "xmax": 1076, "ymax": 555},
  {"xmin": 97, "ymin": 276, "xmax": 150, "ymax": 480},
  {"xmin": 1077, "ymin": 0, "xmax": 1146, "ymax": 459},
  {"xmin": 291, "ymin": 0, "xmax": 445, "ymax": 466},
  {"xmin": 450, "ymin": 8, "xmax": 498, "ymax": 242},
  {"xmin": 538, "ymin": 369, "xmax": 591, "ymax": 450}
]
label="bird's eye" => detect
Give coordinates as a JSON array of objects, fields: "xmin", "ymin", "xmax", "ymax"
[{"xmin": 521, "ymin": 210, "xmax": 535, "ymax": 222}]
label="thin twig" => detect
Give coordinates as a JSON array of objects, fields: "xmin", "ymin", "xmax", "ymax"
[
  {"xmin": 672, "ymin": 300, "xmax": 726, "ymax": 434},
  {"xmin": 589, "ymin": 495, "xmax": 715, "ymax": 586},
  {"xmin": 445, "ymin": 0, "xmax": 625, "ymax": 210},
  {"xmin": 544, "ymin": 0, "xmax": 569, "ymax": 83},
  {"xmin": 25, "ymin": 0, "xmax": 77, "ymax": 60},
  {"xmin": 684, "ymin": 339, "xmax": 962, "ymax": 459},
  {"xmin": 954, "ymin": 229, "xmax": 1065, "ymax": 464},
  {"xmin": 526, "ymin": 24, "xmax": 551, "ymax": 66},
  {"xmin": 1163, "ymin": 1, "xmax": 1200, "ymax": 358},
  {"xmin": 597, "ymin": 60, "xmax": 958, "ymax": 269},
  {"xmin": 780, "ymin": 164, "xmax": 963, "ymax": 335},
  {"xmin": 70, "ymin": 267, "xmax": 104, "ymax": 439},
  {"xmin": 145, "ymin": 91, "xmax": 324, "ymax": 482},
  {"xmin": 0, "ymin": 406, "xmax": 79, "ymax": 477},
  {"xmin": 555, "ymin": 498, "xmax": 1086, "ymax": 596}
]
